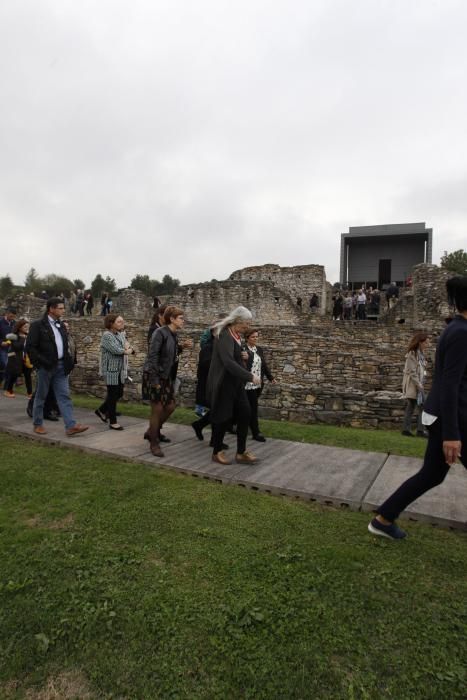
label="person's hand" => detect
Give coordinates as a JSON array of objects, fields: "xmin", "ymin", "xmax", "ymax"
[
  {"xmin": 443, "ymin": 440, "xmax": 462, "ymax": 466},
  {"xmin": 271, "ymin": 378, "xmax": 277, "ymax": 384},
  {"xmin": 241, "ymin": 351, "xmax": 248, "ymax": 361},
  {"xmin": 181, "ymin": 338, "xmax": 193, "ymax": 350},
  {"xmin": 252, "ymin": 375, "xmax": 261, "ymax": 385}
]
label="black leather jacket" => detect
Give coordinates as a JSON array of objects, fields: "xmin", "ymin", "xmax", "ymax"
[{"xmin": 146, "ymin": 326, "xmax": 178, "ymax": 384}]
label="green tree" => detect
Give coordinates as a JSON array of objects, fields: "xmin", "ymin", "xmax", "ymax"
[
  {"xmin": 440, "ymin": 249, "xmax": 467, "ymax": 276},
  {"xmin": 161, "ymin": 274, "xmax": 180, "ymax": 294},
  {"xmin": 0, "ymin": 274, "xmax": 14, "ymax": 299},
  {"xmin": 90, "ymin": 274, "xmax": 106, "ymax": 298},
  {"xmin": 42, "ymin": 274, "xmax": 75, "ymax": 298},
  {"xmin": 24, "ymin": 267, "xmax": 42, "ymax": 294},
  {"xmin": 130, "ymin": 274, "xmax": 153, "ymax": 296},
  {"xmin": 73, "ymin": 278, "xmax": 85, "ymax": 290},
  {"xmin": 104, "ymin": 276, "xmax": 117, "ymax": 295}
]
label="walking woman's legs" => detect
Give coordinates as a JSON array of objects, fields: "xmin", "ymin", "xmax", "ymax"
[
  {"xmin": 246, "ymin": 389, "xmax": 260, "ymax": 437},
  {"xmin": 235, "ymin": 390, "xmax": 251, "ymax": 455},
  {"xmin": 402, "ymin": 399, "xmax": 416, "ymax": 433}
]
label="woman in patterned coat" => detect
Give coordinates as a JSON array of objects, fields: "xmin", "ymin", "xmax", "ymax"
[{"xmin": 95, "ymin": 314, "xmax": 134, "ymax": 430}]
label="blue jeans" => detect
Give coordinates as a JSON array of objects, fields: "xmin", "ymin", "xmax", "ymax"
[{"xmin": 33, "ymin": 361, "xmax": 76, "ymax": 430}]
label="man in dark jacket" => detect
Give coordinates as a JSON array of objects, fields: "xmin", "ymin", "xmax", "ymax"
[
  {"xmin": 26, "ymin": 297, "xmax": 88, "ymax": 437},
  {"xmin": 0, "ymin": 307, "xmax": 17, "ymax": 388},
  {"xmin": 369, "ymin": 276, "xmax": 467, "ymax": 539}
]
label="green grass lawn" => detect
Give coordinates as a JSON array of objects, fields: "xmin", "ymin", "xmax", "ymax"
[
  {"xmin": 0, "ymin": 433, "xmax": 466, "ymax": 699},
  {"xmin": 71, "ymin": 393, "xmax": 428, "ymax": 459}
]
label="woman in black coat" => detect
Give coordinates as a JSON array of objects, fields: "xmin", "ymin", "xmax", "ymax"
[
  {"xmin": 4, "ymin": 319, "xmax": 33, "ymax": 397},
  {"xmin": 206, "ymin": 306, "xmax": 261, "ymax": 465},
  {"xmin": 244, "ymin": 328, "xmax": 276, "ymax": 442}
]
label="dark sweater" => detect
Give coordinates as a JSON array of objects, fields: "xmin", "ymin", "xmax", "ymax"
[{"xmin": 424, "ymin": 314, "xmax": 467, "ymax": 441}]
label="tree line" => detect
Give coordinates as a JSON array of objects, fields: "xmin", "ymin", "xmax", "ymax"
[{"xmin": 0, "ymin": 268, "xmax": 181, "ymax": 300}]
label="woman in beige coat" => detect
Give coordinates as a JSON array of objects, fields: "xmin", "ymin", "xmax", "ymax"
[{"xmin": 401, "ymin": 332, "xmax": 430, "ymax": 436}]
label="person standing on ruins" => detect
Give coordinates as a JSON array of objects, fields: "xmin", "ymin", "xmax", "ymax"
[
  {"xmin": 369, "ymin": 276, "xmax": 467, "ymax": 540},
  {"xmin": 206, "ymin": 306, "xmax": 261, "ymax": 465}
]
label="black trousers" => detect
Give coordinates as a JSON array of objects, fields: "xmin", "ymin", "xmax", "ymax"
[
  {"xmin": 378, "ymin": 419, "xmax": 467, "ymax": 522},
  {"xmin": 99, "ymin": 382, "xmax": 124, "ymax": 424},
  {"xmin": 192, "ymin": 411, "xmax": 211, "ymax": 432},
  {"xmin": 246, "ymin": 388, "xmax": 261, "ymax": 437},
  {"xmin": 6, "ymin": 368, "xmax": 33, "ymax": 395},
  {"xmin": 211, "ymin": 389, "xmax": 251, "ymax": 454}
]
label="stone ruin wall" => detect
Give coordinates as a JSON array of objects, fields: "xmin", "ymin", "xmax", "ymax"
[
  {"xmin": 5, "ymin": 262, "xmax": 453, "ymax": 430},
  {"xmin": 229, "ymin": 264, "xmax": 327, "ymax": 314},
  {"xmin": 412, "ymin": 263, "xmax": 456, "ymax": 328},
  {"xmin": 111, "ymin": 288, "xmax": 154, "ymax": 320},
  {"xmin": 167, "ymin": 280, "xmax": 303, "ymax": 326},
  {"xmin": 64, "ymin": 317, "xmax": 435, "ymax": 430}
]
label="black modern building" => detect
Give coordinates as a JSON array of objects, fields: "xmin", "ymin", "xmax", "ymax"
[{"xmin": 339, "ymin": 222, "xmax": 433, "ymax": 289}]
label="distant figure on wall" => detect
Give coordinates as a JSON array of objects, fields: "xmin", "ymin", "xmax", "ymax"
[
  {"xmin": 309, "ymin": 294, "xmax": 319, "ymax": 313},
  {"xmin": 386, "ymin": 282, "xmax": 399, "ymax": 309}
]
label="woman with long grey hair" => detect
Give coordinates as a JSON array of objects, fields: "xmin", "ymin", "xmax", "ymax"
[{"xmin": 206, "ymin": 306, "xmax": 261, "ymax": 465}]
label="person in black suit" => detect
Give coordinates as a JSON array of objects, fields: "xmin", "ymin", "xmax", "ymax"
[
  {"xmin": 26, "ymin": 297, "xmax": 88, "ymax": 437},
  {"xmin": 244, "ymin": 328, "xmax": 276, "ymax": 442},
  {"xmin": 369, "ymin": 276, "xmax": 467, "ymax": 539}
]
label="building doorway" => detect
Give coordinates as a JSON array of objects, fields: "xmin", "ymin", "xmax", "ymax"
[{"xmin": 379, "ymin": 259, "xmax": 391, "ymax": 288}]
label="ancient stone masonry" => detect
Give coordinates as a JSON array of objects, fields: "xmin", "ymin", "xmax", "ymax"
[
  {"xmin": 3, "ymin": 294, "xmax": 45, "ymax": 319},
  {"xmin": 229, "ymin": 264, "xmax": 327, "ymax": 315},
  {"xmin": 111, "ymin": 289, "xmax": 153, "ymax": 320},
  {"xmin": 66, "ymin": 316, "xmax": 433, "ymax": 430},
  {"xmin": 412, "ymin": 263, "xmax": 456, "ymax": 328},
  {"xmin": 166, "ymin": 280, "xmax": 303, "ymax": 326}
]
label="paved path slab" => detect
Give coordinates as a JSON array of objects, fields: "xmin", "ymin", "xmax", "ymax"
[
  {"xmin": 363, "ymin": 455, "xmax": 467, "ymax": 529},
  {"xmin": 1, "ymin": 394, "xmax": 466, "ymax": 530}
]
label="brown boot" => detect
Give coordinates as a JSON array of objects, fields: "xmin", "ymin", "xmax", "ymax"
[
  {"xmin": 212, "ymin": 451, "xmax": 232, "ymax": 465},
  {"xmin": 150, "ymin": 442, "xmax": 164, "ymax": 458},
  {"xmin": 235, "ymin": 451, "xmax": 258, "ymax": 464}
]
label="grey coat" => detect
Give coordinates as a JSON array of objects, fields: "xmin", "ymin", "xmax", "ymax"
[
  {"xmin": 100, "ymin": 330, "xmax": 128, "ymax": 385},
  {"xmin": 206, "ymin": 328, "xmax": 253, "ymax": 424}
]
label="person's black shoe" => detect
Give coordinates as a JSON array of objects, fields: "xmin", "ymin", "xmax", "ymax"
[
  {"xmin": 416, "ymin": 430, "xmax": 429, "ymax": 438},
  {"xmin": 95, "ymin": 409, "xmax": 108, "ymax": 423},
  {"xmin": 192, "ymin": 421, "xmax": 204, "ymax": 441},
  {"xmin": 159, "ymin": 433, "xmax": 171, "ymax": 443},
  {"xmin": 253, "ymin": 434, "xmax": 266, "ymax": 442},
  {"xmin": 401, "ymin": 430, "xmax": 414, "ymax": 437},
  {"xmin": 44, "ymin": 413, "xmax": 59, "ymax": 422}
]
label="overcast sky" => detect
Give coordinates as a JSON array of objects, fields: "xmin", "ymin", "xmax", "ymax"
[{"xmin": 1, "ymin": 0, "xmax": 466, "ymax": 289}]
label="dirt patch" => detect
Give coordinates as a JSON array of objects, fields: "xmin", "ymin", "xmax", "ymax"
[
  {"xmin": 1, "ymin": 679, "xmax": 19, "ymax": 699},
  {"xmin": 24, "ymin": 670, "xmax": 93, "ymax": 700},
  {"xmin": 23, "ymin": 513, "xmax": 75, "ymax": 530},
  {"xmin": 145, "ymin": 552, "xmax": 166, "ymax": 567}
]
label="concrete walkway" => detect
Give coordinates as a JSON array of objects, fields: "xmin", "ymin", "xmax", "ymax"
[{"xmin": 1, "ymin": 394, "xmax": 466, "ymax": 530}]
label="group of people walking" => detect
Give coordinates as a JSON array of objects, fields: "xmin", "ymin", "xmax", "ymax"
[{"xmin": 2, "ymin": 274, "xmax": 466, "ymax": 542}]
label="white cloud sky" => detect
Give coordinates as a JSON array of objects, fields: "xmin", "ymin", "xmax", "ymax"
[{"xmin": 1, "ymin": 0, "xmax": 466, "ymax": 287}]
